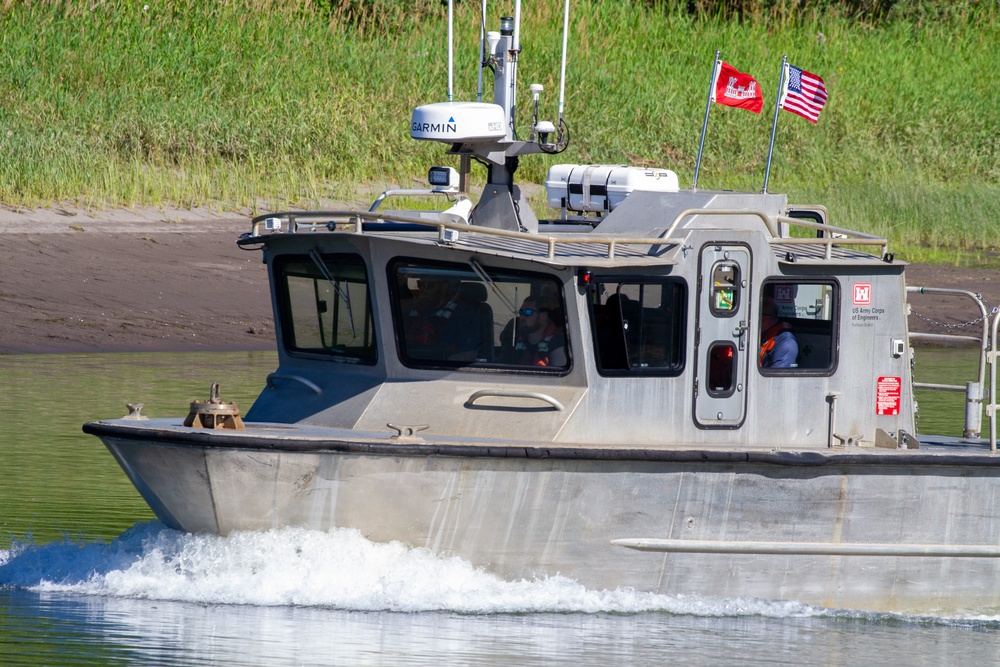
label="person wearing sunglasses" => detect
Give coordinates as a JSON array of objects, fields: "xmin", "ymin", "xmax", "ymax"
[{"xmin": 499, "ymin": 296, "xmax": 567, "ymax": 368}]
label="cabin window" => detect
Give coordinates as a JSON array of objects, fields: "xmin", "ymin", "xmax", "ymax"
[
  {"xmin": 706, "ymin": 342, "xmax": 737, "ymax": 396},
  {"xmin": 588, "ymin": 279, "xmax": 687, "ymax": 375},
  {"xmin": 276, "ymin": 254, "xmax": 377, "ymax": 362},
  {"xmin": 758, "ymin": 281, "xmax": 838, "ymax": 373},
  {"xmin": 709, "ymin": 261, "xmax": 741, "ymax": 317},
  {"xmin": 390, "ymin": 260, "xmax": 569, "ymax": 372}
]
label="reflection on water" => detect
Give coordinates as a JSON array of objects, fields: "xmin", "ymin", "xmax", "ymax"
[
  {"xmin": 1, "ymin": 349, "xmax": 997, "ymax": 666},
  {"xmin": 0, "ymin": 351, "xmax": 276, "ymax": 547}
]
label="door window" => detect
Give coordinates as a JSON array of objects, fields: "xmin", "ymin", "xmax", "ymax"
[
  {"xmin": 707, "ymin": 342, "xmax": 736, "ymax": 396},
  {"xmin": 710, "ymin": 261, "xmax": 741, "ymax": 317}
]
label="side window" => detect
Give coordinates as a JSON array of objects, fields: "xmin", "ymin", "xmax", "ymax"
[
  {"xmin": 276, "ymin": 254, "xmax": 376, "ymax": 362},
  {"xmin": 759, "ymin": 281, "xmax": 838, "ymax": 373},
  {"xmin": 589, "ymin": 279, "xmax": 686, "ymax": 375},
  {"xmin": 391, "ymin": 261, "xmax": 568, "ymax": 371}
]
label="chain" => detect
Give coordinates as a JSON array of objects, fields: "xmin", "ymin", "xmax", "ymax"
[{"xmin": 911, "ymin": 293, "xmax": 999, "ymax": 330}]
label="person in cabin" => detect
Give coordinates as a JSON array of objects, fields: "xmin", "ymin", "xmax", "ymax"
[
  {"xmin": 402, "ymin": 276, "xmax": 477, "ymax": 360},
  {"xmin": 500, "ymin": 296, "xmax": 567, "ymax": 367},
  {"xmin": 759, "ymin": 295, "xmax": 798, "ymax": 368}
]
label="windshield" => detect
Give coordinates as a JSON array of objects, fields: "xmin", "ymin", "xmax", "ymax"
[{"xmin": 276, "ymin": 254, "xmax": 376, "ymax": 362}]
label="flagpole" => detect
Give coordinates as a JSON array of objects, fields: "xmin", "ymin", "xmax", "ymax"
[
  {"xmin": 762, "ymin": 55, "xmax": 787, "ymax": 194},
  {"xmin": 692, "ymin": 50, "xmax": 720, "ymax": 191}
]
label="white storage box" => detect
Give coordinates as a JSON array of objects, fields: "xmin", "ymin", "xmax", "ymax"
[{"xmin": 546, "ymin": 164, "xmax": 679, "ymax": 213}]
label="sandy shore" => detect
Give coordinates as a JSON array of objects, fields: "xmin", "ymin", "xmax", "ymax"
[
  {"xmin": 0, "ymin": 206, "xmax": 995, "ymax": 355},
  {"xmin": 0, "ymin": 206, "xmax": 273, "ymax": 354}
]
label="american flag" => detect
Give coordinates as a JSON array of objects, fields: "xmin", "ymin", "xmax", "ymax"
[{"xmin": 780, "ymin": 64, "xmax": 827, "ymax": 123}]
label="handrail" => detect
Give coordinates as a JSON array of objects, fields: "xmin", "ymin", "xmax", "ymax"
[
  {"xmin": 368, "ymin": 188, "xmax": 459, "ymax": 213},
  {"xmin": 249, "ymin": 210, "xmax": 675, "ymax": 260},
  {"xmin": 465, "ymin": 390, "xmax": 565, "ymax": 411},
  {"xmin": 663, "ymin": 209, "xmax": 889, "ymax": 260},
  {"xmin": 248, "ymin": 206, "xmax": 892, "ymax": 263},
  {"xmin": 991, "ymin": 312, "xmax": 999, "ymax": 450},
  {"xmin": 665, "ymin": 208, "xmax": 779, "ymax": 238},
  {"xmin": 611, "ymin": 537, "xmax": 1000, "ymax": 558},
  {"xmin": 906, "ymin": 286, "xmax": 994, "ymax": 442}
]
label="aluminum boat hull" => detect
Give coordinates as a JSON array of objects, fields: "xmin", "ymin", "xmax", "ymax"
[{"xmin": 85, "ymin": 418, "xmax": 1000, "ymax": 614}]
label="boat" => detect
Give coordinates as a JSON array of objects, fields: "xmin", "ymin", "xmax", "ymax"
[{"xmin": 83, "ymin": 2, "xmax": 1000, "ymax": 614}]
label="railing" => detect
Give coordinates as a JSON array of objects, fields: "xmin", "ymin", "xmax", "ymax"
[
  {"xmin": 664, "ymin": 209, "xmax": 890, "ymax": 259},
  {"xmin": 247, "ymin": 210, "xmax": 678, "ymax": 260},
  {"xmin": 247, "ymin": 207, "xmax": 890, "ymax": 262},
  {"xmin": 991, "ymin": 312, "xmax": 1000, "ymax": 449},
  {"xmin": 906, "ymin": 286, "xmax": 997, "ymax": 448},
  {"xmin": 772, "ymin": 215, "xmax": 890, "ymax": 259}
]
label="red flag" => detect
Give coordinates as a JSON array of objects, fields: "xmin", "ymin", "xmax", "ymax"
[
  {"xmin": 780, "ymin": 64, "xmax": 827, "ymax": 123},
  {"xmin": 711, "ymin": 61, "xmax": 763, "ymax": 114}
]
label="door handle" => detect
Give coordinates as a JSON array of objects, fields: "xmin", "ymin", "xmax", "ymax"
[{"xmin": 732, "ymin": 320, "xmax": 749, "ymax": 350}]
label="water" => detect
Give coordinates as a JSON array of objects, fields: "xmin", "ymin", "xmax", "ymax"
[{"xmin": 1, "ymin": 349, "xmax": 996, "ymax": 666}]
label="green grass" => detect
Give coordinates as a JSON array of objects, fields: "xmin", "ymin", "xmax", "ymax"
[{"xmin": 0, "ymin": 0, "xmax": 997, "ymax": 262}]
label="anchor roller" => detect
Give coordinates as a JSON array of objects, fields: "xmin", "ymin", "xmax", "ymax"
[{"xmin": 183, "ymin": 382, "xmax": 245, "ymax": 430}]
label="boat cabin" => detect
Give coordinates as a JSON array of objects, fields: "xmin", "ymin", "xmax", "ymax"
[{"xmin": 239, "ymin": 181, "xmax": 914, "ymax": 452}]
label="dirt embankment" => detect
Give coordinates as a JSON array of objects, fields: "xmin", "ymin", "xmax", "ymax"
[
  {"xmin": 0, "ymin": 207, "xmax": 995, "ymax": 355},
  {"xmin": 0, "ymin": 207, "xmax": 273, "ymax": 354}
]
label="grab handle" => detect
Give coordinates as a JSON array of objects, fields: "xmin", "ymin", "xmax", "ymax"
[{"xmin": 465, "ymin": 390, "xmax": 565, "ymax": 411}]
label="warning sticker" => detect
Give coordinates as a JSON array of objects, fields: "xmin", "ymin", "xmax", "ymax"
[{"xmin": 876, "ymin": 376, "xmax": 901, "ymax": 416}]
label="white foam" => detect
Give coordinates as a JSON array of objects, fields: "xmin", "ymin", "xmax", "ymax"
[{"xmin": 0, "ymin": 522, "xmax": 820, "ymax": 617}]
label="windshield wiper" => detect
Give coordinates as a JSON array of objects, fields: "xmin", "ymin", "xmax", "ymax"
[
  {"xmin": 309, "ymin": 248, "xmax": 356, "ymax": 337},
  {"xmin": 469, "ymin": 258, "xmax": 517, "ymax": 313}
]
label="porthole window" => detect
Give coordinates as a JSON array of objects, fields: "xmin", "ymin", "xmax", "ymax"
[
  {"xmin": 710, "ymin": 262, "xmax": 740, "ymax": 317},
  {"xmin": 707, "ymin": 341, "xmax": 736, "ymax": 397}
]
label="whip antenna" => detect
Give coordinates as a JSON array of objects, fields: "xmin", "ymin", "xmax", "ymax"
[
  {"xmin": 447, "ymin": 0, "xmax": 454, "ymax": 101},
  {"xmin": 476, "ymin": 0, "xmax": 487, "ymax": 102},
  {"xmin": 509, "ymin": 0, "xmax": 522, "ymax": 136},
  {"xmin": 557, "ymin": 0, "xmax": 570, "ymax": 143}
]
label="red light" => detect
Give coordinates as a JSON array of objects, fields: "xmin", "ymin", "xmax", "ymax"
[{"xmin": 578, "ymin": 269, "xmax": 593, "ymax": 286}]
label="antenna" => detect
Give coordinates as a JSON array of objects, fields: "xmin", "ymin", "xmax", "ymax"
[
  {"xmin": 508, "ymin": 1, "xmax": 522, "ymax": 137},
  {"xmin": 556, "ymin": 0, "xmax": 570, "ymax": 143},
  {"xmin": 476, "ymin": 0, "xmax": 487, "ymax": 102},
  {"xmin": 530, "ymin": 83, "xmax": 543, "ymax": 140},
  {"xmin": 446, "ymin": 0, "xmax": 455, "ymax": 101}
]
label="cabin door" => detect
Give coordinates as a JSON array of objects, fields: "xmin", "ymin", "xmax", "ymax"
[{"xmin": 693, "ymin": 244, "xmax": 751, "ymax": 428}]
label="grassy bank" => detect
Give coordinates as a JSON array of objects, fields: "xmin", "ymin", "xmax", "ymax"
[{"xmin": 0, "ymin": 1, "xmax": 997, "ymax": 264}]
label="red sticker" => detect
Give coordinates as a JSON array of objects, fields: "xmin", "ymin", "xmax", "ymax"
[
  {"xmin": 876, "ymin": 376, "xmax": 901, "ymax": 416},
  {"xmin": 853, "ymin": 283, "xmax": 872, "ymax": 305}
]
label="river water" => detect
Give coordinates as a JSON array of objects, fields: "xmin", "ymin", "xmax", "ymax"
[{"xmin": 2, "ymin": 349, "xmax": 997, "ymax": 665}]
